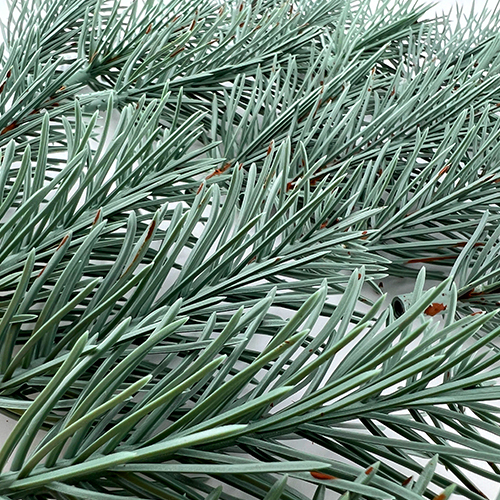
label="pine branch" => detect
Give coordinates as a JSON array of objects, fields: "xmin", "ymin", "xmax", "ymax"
[{"xmin": 3, "ymin": 0, "xmax": 500, "ymax": 499}]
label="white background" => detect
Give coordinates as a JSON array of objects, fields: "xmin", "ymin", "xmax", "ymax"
[{"xmin": 0, "ymin": 0, "xmax": 499, "ymax": 498}]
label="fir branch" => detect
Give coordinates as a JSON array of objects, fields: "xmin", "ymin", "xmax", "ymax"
[{"xmin": 2, "ymin": 0, "xmax": 500, "ymax": 499}]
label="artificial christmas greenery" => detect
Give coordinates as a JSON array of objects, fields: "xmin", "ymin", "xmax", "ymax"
[{"xmin": 3, "ymin": 0, "xmax": 500, "ymax": 498}]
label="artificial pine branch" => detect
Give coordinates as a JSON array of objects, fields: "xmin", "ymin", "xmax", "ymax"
[{"xmin": 1, "ymin": 0, "xmax": 500, "ymax": 498}]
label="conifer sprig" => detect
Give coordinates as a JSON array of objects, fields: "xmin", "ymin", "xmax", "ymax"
[{"xmin": 2, "ymin": 0, "xmax": 500, "ymax": 499}]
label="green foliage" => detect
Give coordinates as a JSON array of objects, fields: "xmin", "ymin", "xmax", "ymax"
[{"xmin": 1, "ymin": 0, "xmax": 500, "ymax": 498}]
